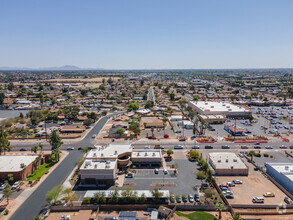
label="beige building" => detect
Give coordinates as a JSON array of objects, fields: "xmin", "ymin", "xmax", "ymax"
[
  {"xmin": 198, "ymin": 114, "xmax": 226, "ymax": 124},
  {"xmin": 208, "ymin": 152, "xmax": 248, "ymax": 176}
]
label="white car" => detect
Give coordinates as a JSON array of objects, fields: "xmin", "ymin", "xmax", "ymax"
[
  {"xmin": 11, "ymin": 181, "xmax": 20, "ymax": 190},
  {"xmin": 174, "ymin": 145, "xmax": 183, "ymax": 149},
  {"xmin": 0, "ymin": 183, "xmax": 8, "ymax": 190},
  {"xmin": 252, "ymin": 197, "xmax": 264, "ymax": 203},
  {"xmin": 232, "ymin": 180, "xmax": 243, "ymax": 184},
  {"xmin": 67, "ymin": 147, "xmax": 74, "ymax": 150},
  {"xmin": 163, "ymin": 169, "xmax": 168, "ymax": 174}
]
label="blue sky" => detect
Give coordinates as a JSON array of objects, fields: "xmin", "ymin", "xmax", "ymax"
[{"xmin": 0, "ymin": 0, "xmax": 292, "ymax": 69}]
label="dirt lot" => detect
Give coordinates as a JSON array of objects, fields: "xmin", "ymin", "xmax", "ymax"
[
  {"xmin": 216, "ymin": 158, "xmax": 288, "ymax": 205},
  {"xmin": 240, "ymin": 214, "xmax": 293, "ymax": 220},
  {"xmin": 47, "ymin": 210, "xmax": 96, "ymax": 220}
]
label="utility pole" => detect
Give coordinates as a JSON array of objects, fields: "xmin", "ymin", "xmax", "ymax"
[
  {"xmin": 44, "ymin": 119, "xmax": 48, "ymax": 142},
  {"xmin": 234, "ymin": 117, "xmax": 237, "ymax": 141}
]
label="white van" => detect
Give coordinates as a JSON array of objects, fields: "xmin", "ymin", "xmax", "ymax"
[{"xmin": 252, "ymin": 197, "xmax": 264, "ymax": 203}]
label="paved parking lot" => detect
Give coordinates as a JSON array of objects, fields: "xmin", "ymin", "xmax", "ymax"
[{"xmin": 216, "ymin": 159, "xmax": 288, "ymax": 205}]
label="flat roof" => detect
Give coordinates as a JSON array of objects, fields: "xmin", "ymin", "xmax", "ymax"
[
  {"xmin": 209, "ymin": 152, "xmax": 247, "ymax": 170},
  {"xmin": 0, "ymin": 155, "xmax": 38, "ymax": 172},
  {"xmin": 132, "ymin": 150, "xmax": 162, "ymax": 159},
  {"xmin": 87, "ymin": 144, "xmax": 132, "ymax": 159},
  {"xmin": 189, "ymin": 101, "xmax": 250, "ymax": 114},
  {"xmin": 84, "ymin": 190, "xmax": 170, "ymax": 198},
  {"xmin": 80, "ymin": 159, "xmax": 116, "ymax": 170}
]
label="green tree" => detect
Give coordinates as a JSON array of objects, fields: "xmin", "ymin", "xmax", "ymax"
[
  {"xmin": 170, "ymin": 93, "xmax": 175, "ymax": 101},
  {"xmin": 189, "ymin": 150, "xmax": 200, "ymax": 159},
  {"xmin": 116, "ymin": 128, "xmax": 125, "ymax": 135},
  {"xmin": 83, "ymin": 119, "xmax": 93, "ymax": 126},
  {"xmin": 247, "ymin": 151, "xmax": 255, "ymax": 161},
  {"xmin": 151, "ymin": 188, "xmax": 163, "ymax": 203},
  {"xmin": 49, "ymin": 130, "xmax": 62, "ymax": 161},
  {"xmin": 196, "ymin": 171, "xmax": 206, "ymax": 182},
  {"xmin": 46, "ymin": 184, "xmax": 64, "ymax": 205},
  {"xmin": 140, "ymin": 193, "xmax": 147, "ymax": 204},
  {"xmin": 3, "ymin": 181, "xmax": 12, "ymax": 205},
  {"xmin": 63, "ymin": 188, "xmax": 78, "ymax": 206},
  {"xmin": 8, "ymin": 174, "xmax": 14, "ymax": 183},
  {"xmin": 38, "ymin": 143, "xmax": 43, "ymax": 153},
  {"xmin": 128, "ymin": 102, "xmax": 139, "ymax": 112},
  {"xmin": 109, "ymin": 189, "xmax": 119, "ymax": 204},
  {"xmin": 7, "ymin": 82, "xmax": 14, "ymax": 91},
  {"xmin": 31, "ymin": 145, "xmax": 38, "ymax": 153},
  {"xmin": 94, "ymin": 192, "xmax": 106, "ymax": 204},
  {"xmin": 232, "ymin": 213, "xmax": 242, "ymax": 220},
  {"xmin": 0, "ymin": 93, "xmax": 5, "ymax": 105},
  {"xmin": 193, "ymin": 95, "xmax": 199, "ymax": 101},
  {"xmin": 0, "ymin": 128, "xmax": 11, "ymax": 155},
  {"xmin": 167, "ymin": 149, "xmax": 174, "ymax": 157},
  {"xmin": 145, "ymin": 101, "xmax": 154, "ymax": 109},
  {"xmin": 33, "ymin": 216, "xmax": 41, "ymax": 220},
  {"xmin": 129, "ymin": 122, "xmax": 140, "ymax": 137},
  {"xmin": 215, "ymin": 202, "xmax": 226, "ymax": 219},
  {"xmin": 88, "ymin": 112, "xmax": 98, "ymax": 122}
]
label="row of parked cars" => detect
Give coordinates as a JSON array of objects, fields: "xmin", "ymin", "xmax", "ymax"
[
  {"xmin": 170, "ymin": 193, "xmax": 200, "ymax": 203},
  {"xmin": 219, "ymin": 180, "xmax": 243, "ymax": 199},
  {"xmin": 0, "ymin": 181, "xmax": 20, "ymax": 190}
]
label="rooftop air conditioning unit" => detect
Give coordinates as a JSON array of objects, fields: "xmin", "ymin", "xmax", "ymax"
[
  {"xmin": 218, "ymin": 160, "xmax": 221, "ymax": 163},
  {"xmin": 93, "ymin": 153, "xmax": 97, "ymax": 157},
  {"xmin": 233, "ymin": 159, "xmax": 237, "ymax": 162},
  {"xmin": 153, "ymin": 153, "xmax": 156, "ymax": 156},
  {"xmin": 101, "ymin": 153, "xmax": 104, "ymax": 157},
  {"xmin": 145, "ymin": 152, "xmax": 148, "ymax": 156},
  {"xmin": 94, "ymin": 164, "xmax": 97, "ymax": 169},
  {"xmin": 106, "ymin": 161, "xmax": 110, "ymax": 164},
  {"xmin": 137, "ymin": 153, "xmax": 140, "ymax": 156},
  {"xmin": 226, "ymin": 159, "xmax": 229, "ymax": 163},
  {"xmin": 114, "ymin": 150, "xmax": 118, "ymax": 154},
  {"xmin": 285, "ymin": 166, "xmax": 289, "ymax": 170}
]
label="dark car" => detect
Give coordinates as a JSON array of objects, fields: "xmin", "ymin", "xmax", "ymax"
[
  {"xmin": 290, "ymin": 146, "xmax": 293, "ymax": 149},
  {"xmin": 284, "ymin": 197, "xmax": 293, "ymax": 204},
  {"xmin": 241, "ymin": 146, "xmax": 248, "ymax": 149},
  {"xmin": 125, "ymin": 173, "xmax": 133, "ymax": 178},
  {"xmin": 254, "ymin": 146, "xmax": 261, "ymax": 149},
  {"xmin": 221, "ymin": 145, "xmax": 230, "ymax": 149},
  {"xmin": 19, "ymin": 148, "xmax": 28, "ymax": 151},
  {"xmin": 78, "ymin": 147, "xmax": 83, "ymax": 150},
  {"xmin": 205, "ymin": 145, "xmax": 213, "ymax": 149},
  {"xmin": 194, "ymin": 194, "xmax": 200, "ymax": 202}
]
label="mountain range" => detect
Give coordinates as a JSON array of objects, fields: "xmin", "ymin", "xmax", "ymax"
[{"xmin": 0, "ymin": 65, "xmax": 103, "ymax": 71}]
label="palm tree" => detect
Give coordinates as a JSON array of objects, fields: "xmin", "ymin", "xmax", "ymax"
[
  {"xmin": 163, "ymin": 117, "xmax": 168, "ymax": 135},
  {"xmin": 38, "ymin": 143, "xmax": 43, "ymax": 153},
  {"xmin": 52, "ymin": 148, "xmax": 61, "ymax": 162},
  {"xmin": 247, "ymin": 151, "xmax": 255, "ymax": 162},
  {"xmin": 31, "ymin": 145, "xmax": 38, "ymax": 154},
  {"xmin": 151, "ymin": 127, "xmax": 155, "ymax": 137},
  {"xmin": 215, "ymin": 202, "xmax": 226, "ymax": 219}
]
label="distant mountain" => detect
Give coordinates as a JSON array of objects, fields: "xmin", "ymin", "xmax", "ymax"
[{"xmin": 0, "ymin": 65, "xmax": 103, "ymax": 71}]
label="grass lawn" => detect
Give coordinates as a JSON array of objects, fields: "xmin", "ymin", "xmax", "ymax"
[
  {"xmin": 175, "ymin": 211, "xmax": 217, "ymax": 220},
  {"xmin": 27, "ymin": 158, "xmax": 57, "ymax": 181}
]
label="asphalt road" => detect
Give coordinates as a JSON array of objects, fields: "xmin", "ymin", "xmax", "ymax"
[{"xmin": 9, "ymin": 115, "xmax": 111, "ymax": 220}]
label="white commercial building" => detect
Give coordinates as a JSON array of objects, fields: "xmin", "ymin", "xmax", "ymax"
[
  {"xmin": 80, "ymin": 144, "xmax": 162, "ymax": 186},
  {"xmin": 188, "ymin": 101, "xmax": 252, "ymax": 118},
  {"xmin": 265, "ymin": 163, "xmax": 293, "ymax": 194},
  {"xmin": 208, "ymin": 152, "xmax": 248, "ymax": 176}
]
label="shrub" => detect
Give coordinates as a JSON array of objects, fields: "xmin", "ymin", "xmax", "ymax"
[
  {"xmin": 264, "ymin": 153, "xmax": 269, "ymax": 157},
  {"xmin": 255, "ymin": 153, "xmax": 261, "ymax": 157},
  {"xmin": 82, "ymin": 197, "xmax": 91, "ymax": 204},
  {"xmin": 270, "ymin": 155, "xmax": 273, "ymax": 158}
]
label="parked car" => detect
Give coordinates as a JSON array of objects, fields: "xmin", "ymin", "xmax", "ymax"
[
  {"xmin": 255, "ymin": 142, "xmax": 260, "ymax": 145},
  {"xmin": 174, "ymin": 145, "xmax": 184, "ymax": 149},
  {"xmin": 78, "ymin": 147, "xmax": 83, "ymax": 150},
  {"xmin": 263, "ymin": 192, "xmax": 275, "ymax": 197},
  {"xmin": 0, "ymin": 183, "xmax": 8, "ymax": 190},
  {"xmin": 176, "ymin": 196, "xmax": 182, "ymax": 203},
  {"xmin": 179, "ymin": 138, "xmax": 186, "ymax": 141},
  {"xmin": 265, "ymin": 146, "xmax": 273, "ymax": 149},
  {"xmin": 154, "ymin": 168, "xmax": 159, "ymax": 174},
  {"xmin": 280, "ymin": 145, "xmax": 287, "ymax": 149},
  {"xmin": 238, "ymin": 153, "xmax": 244, "ymax": 158},
  {"xmin": 67, "ymin": 147, "xmax": 74, "ymax": 150},
  {"xmin": 175, "ymin": 130, "xmax": 181, "ymax": 133},
  {"xmin": 241, "ymin": 146, "xmax": 248, "ymax": 149},
  {"xmin": 254, "ymin": 146, "xmax": 261, "ymax": 149},
  {"xmin": 284, "ymin": 197, "xmax": 293, "ymax": 204},
  {"xmin": 224, "ymin": 193, "xmax": 234, "ymax": 199},
  {"xmin": 182, "ymin": 195, "xmax": 188, "ymax": 203},
  {"xmin": 252, "ymin": 197, "xmax": 264, "ymax": 203},
  {"xmin": 188, "ymin": 194, "xmax": 194, "ymax": 202},
  {"xmin": 204, "ymin": 145, "xmax": 213, "ymax": 149},
  {"xmin": 227, "ymin": 182, "xmax": 235, "ymax": 187},
  {"xmin": 290, "ymin": 146, "xmax": 293, "ymax": 149},
  {"xmin": 170, "ymin": 195, "xmax": 175, "ymax": 203},
  {"xmin": 163, "ymin": 169, "xmax": 168, "ymax": 174},
  {"xmin": 125, "ymin": 173, "xmax": 134, "ymax": 178},
  {"xmin": 221, "ymin": 145, "xmax": 230, "ymax": 149},
  {"xmin": 92, "ymin": 135, "xmax": 96, "ymax": 139},
  {"xmin": 11, "ymin": 181, "xmax": 20, "ymax": 190},
  {"xmin": 19, "ymin": 148, "xmax": 28, "ymax": 151},
  {"xmin": 232, "ymin": 180, "xmax": 243, "ymax": 184},
  {"xmin": 192, "ymin": 145, "xmax": 200, "ymax": 149},
  {"xmin": 194, "ymin": 194, "xmax": 200, "ymax": 202}
]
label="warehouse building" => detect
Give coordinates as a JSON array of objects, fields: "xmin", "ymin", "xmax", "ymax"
[
  {"xmin": 208, "ymin": 152, "xmax": 249, "ymax": 176},
  {"xmin": 188, "ymin": 101, "xmax": 252, "ymax": 118},
  {"xmin": 265, "ymin": 163, "xmax": 293, "ymax": 195}
]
